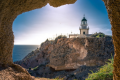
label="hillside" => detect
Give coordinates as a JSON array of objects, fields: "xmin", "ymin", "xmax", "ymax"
[{"xmin": 15, "ymin": 36, "xmax": 114, "ymax": 80}]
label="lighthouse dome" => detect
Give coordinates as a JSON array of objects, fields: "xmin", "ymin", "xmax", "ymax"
[{"xmin": 81, "ymin": 17, "xmax": 87, "ymax": 21}]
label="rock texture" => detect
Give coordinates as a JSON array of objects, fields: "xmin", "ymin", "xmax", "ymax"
[
  {"xmin": 102, "ymin": 0, "xmax": 120, "ymax": 80},
  {"xmin": 0, "ymin": 0, "xmax": 120, "ymax": 80},
  {"xmin": 0, "ymin": 0, "xmax": 76, "ymax": 80},
  {"xmin": 15, "ymin": 37, "xmax": 114, "ymax": 80},
  {"xmin": 48, "ymin": 37, "xmax": 114, "ymax": 70},
  {"xmin": 15, "ymin": 40, "xmax": 54, "ymax": 68},
  {"xmin": 0, "ymin": 0, "xmax": 76, "ymax": 67},
  {"xmin": 0, "ymin": 64, "xmax": 33, "ymax": 80},
  {"xmin": 30, "ymin": 65, "xmax": 100, "ymax": 80}
]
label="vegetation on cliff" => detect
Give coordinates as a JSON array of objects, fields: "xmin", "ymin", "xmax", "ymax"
[
  {"xmin": 53, "ymin": 56, "xmax": 114, "ymax": 80},
  {"xmin": 15, "ymin": 34, "xmax": 114, "ymax": 80},
  {"xmin": 90, "ymin": 32, "xmax": 112, "ymax": 38},
  {"xmin": 44, "ymin": 35, "xmax": 67, "ymax": 43},
  {"xmin": 86, "ymin": 56, "xmax": 113, "ymax": 80},
  {"xmin": 33, "ymin": 56, "xmax": 114, "ymax": 80}
]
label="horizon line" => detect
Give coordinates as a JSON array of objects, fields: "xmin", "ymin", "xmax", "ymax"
[{"xmin": 14, "ymin": 44, "xmax": 40, "ymax": 45}]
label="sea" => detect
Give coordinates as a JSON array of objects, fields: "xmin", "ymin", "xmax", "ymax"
[{"xmin": 12, "ymin": 45, "xmax": 40, "ymax": 62}]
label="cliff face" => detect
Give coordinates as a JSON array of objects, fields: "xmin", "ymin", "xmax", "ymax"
[
  {"xmin": 0, "ymin": 0, "xmax": 77, "ymax": 79},
  {"xmin": 14, "ymin": 37, "xmax": 114, "ymax": 79},
  {"xmin": 0, "ymin": 0, "xmax": 120, "ymax": 79},
  {"xmin": 48, "ymin": 37, "xmax": 114, "ymax": 70},
  {"xmin": 15, "ymin": 40, "xmax": 54, "ymax": 68},
  {"xmin": 15, "ymin": 37, "xmax": 114, "ymax": 71},
  {"xmin": 102, "ymin": 1, "xmax": 120, "ymax": 79}
]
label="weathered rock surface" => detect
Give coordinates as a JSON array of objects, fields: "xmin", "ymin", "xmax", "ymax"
[
  {"xmin": 0, "ymin": 0, "xmax": 120, "ymax": 79},
  {"xmin": 48, "ymin": 37, "xmax": 114, "ymax": 70},
  {"xmin": 0, "ymin": 64, "xmax": 33, "ymax": 80},
  {"xmin": 102, "ymin": 0, "xmax": 120, "ymax": 79},
  {"xmin": 29, "ymin": 65, "xmax": 100, "ymax": 80},
  {"xmin": 15, "ymin": 36, "xmax": 114, "ymax": 80},
  {"xmin": 0, "ymin": 0, "xmax": 77, "ymax": 80},
  {"xmin": 15, "ymin": 40, "xmax": 54, "ymax": 68}
]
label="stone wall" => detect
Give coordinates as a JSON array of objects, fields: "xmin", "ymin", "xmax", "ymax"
[
  {"xmin": 69, "ymin": 34, "xmax": 92, "ymax": 38},
  {"xmin": 69, "ymin": 34, "xmax": 79, "ymax": 38},
  {"xmin": 80, "ymin": 29, "xmax": 89, "ymax": 35}
]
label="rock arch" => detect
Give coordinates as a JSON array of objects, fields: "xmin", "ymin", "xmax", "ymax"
[{"xmin": 0, "ymin": 0, "xmax": 119, "ymax": 80}]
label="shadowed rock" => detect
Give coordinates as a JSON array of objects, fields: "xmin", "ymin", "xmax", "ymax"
[
  {"xmin": 15, "ymin": 37, "xmax": 114, "ymax": 80},
  {"xmin": 0, "ymin": 0, "xmax": 76, "ymax": 80},
  {"xmin": 0, "ymin": 0, "xmax": 120, "ymax": 80}
]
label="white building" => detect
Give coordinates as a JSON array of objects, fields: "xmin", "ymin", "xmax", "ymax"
[{"xmin": 69, "ymin": 15, "xmax": 92, "ymax": 38}]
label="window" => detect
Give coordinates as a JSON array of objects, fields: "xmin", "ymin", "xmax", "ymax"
[
  {"xmin": 82, "ymin": 22, "xmax": 84, "ymax": 25},
  {"xmin": 83, "ymin": 32, "xmax": 85, "ymax": 34}
]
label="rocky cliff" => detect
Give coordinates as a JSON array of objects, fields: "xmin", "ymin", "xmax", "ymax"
[
  {"xmin": 48, "ymin": 37, "xmax": 114, "ymax": 70},
  {"xmin": 15, "ymin": 36, "xmax": 114, "ymax": 80},
  {"xmin": 15, "ymin": 40, "xmax": 54, "ymax": 68},
  {"xmin": 0, "ymin": 0, "xmax": 120, "ymax": 79}
]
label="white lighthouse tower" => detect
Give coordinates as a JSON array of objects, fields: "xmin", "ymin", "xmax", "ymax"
[{"xmin": 79, "ymin": 15, "xmax": 89, "ymax": 35}]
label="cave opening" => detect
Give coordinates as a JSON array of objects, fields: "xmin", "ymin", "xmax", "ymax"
[{"xmin": 9, "ymin": 0, "xmax": 115, "ymax": 80}]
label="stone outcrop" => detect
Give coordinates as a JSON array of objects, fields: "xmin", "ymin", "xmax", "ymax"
[
  {"xmin": 0, "ymin": 0, "xmax": 76, "ymax": 68},
  {"xmin": 102, "ymin": 0, "xmax": 120, "ymax": 80},
  {"xmin": 15, "ymin": 40, "xmax": 54, "ymax": 68},
  {"xmin": 47, "ymin": 37, "xmax": 114, "ymax": 70},
  {"xmin": 15, "ymin": 37, "xmax": 114, "ymax": 70},
  {"xmin": 15, "ymin": 36, "xmax": 114, "ymax": 80},
  {"xmin": 0, "ymin": 64, "xmax": 33, "ymax": 80},
  {"xmin": 0, "ymin": 0, "xmax": 77, "ymax": 80},
  {"xmin": 29, "ymin": 64, "xmax": 100, "ymax": 80},
  {"xmin": 0, "ymin": 0, "xmax": 120, "ymax": 80}
]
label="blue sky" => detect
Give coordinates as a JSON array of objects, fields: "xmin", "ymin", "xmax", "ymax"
[{"xmin": 13, "ymin": 0, "xmax": 112, "ymax": 45}]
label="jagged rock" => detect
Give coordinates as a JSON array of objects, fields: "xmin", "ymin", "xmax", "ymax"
[
  {"xmin": 16, "ymin": 37, "xmax": 114, "ymax": 70},
  {"xmin": 0, "ymin": 64, "xmax": 33, "ymax": 80},
  {"xmin": 15, "ymin": 37, "xmax": 114, "ymax": 80},
  {"xmin": 48, "ymin": 37, "xmax": 114, "ymax": 70},
  {"xmin": 0, "ymin": 0, "xmax": 120, "ymax": 79},
  {"xmin": 15, "ymin": 40, "xmax": 54, "ymax": 68},
  {"xmin": 0, "ymin": 0, "xmax": 77, "ymax": 80}
]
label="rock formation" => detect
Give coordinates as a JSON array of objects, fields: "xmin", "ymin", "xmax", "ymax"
[
  {"xmin": 48, "ymin": 37, "xmax": 114, "ymax": 70},
  {"xmin": 15, "ymin": 36, "xmax": 114, "ymax": 80},
  {"xmin": 0, "ymin": 0, "xmax": 120, "ymax": 80},
  {"xmin": 15, "ymin": 40, "xmax": 54, "ymax": 68},
  {"xmin": 0, "ymin": 0, "xmax": 76, "ymax": 80},
  {"xmin": 102, "ymin": 0, "xmax": 120, "ymax": 80}
]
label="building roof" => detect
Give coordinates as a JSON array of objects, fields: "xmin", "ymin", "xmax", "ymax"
[{"xmin": 81, "ymin": 17, "xmax": 87, "ymax": 21}]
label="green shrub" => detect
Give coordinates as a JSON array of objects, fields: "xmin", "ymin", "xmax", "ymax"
[
  {"xmin": 33, "ymin": 66, "xmax": 39, "ymax": 71},
  {"xmin": 91, "ymin": 32, "xmax": 105, "ymax": 38},
  {"xmin": 96, "ymin": 35, "xmax": 99, "ymax": 38},
  {"xmin": 86, "ymin": 56, "xmax": 114, "ymax": 80},
  {"xmin": 54, "ymin": 76, "xmax": 63, "ymax": 80}
]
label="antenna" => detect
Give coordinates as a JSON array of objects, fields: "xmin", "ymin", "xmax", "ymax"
[{"xmin": 84, "ymin": 14, "xmax": 85, "ymax": 17}]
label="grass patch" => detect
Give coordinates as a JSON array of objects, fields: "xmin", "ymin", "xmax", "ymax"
[
  {"xmin": 86, "ymin": 57, "xmax": 114, "ymax": 80},
  {"xmin": 33, "ymin": 66, "xmax": 39, "ymax": 71}
]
